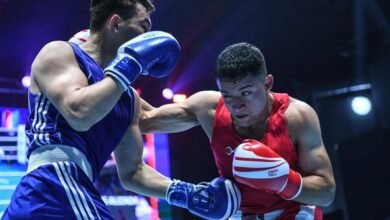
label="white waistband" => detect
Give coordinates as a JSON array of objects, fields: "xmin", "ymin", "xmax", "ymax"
[
  {"xmin": 28, "ymin": 145, "xmax": 93, "ymax": 181},
  {"xmin": 229, "ymin": 205, "xmax": 316, "ymax": 220},
  {"xmin": 229, "ymin": 209, "xmax": 284, "ymax": 220}
]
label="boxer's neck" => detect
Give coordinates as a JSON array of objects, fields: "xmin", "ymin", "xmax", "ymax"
[{"xmin": 80, "ymin": 32, "xmax": 117, "ymax": 68}]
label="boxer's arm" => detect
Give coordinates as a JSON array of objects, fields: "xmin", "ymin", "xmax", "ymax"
[
  {"xmin": 140, "ymin": 91, "xmax": 219, "ymax": 133},
  {"xmin": 290, "ymin": 101, "xmax": 336, "ymax": 206},
  {"xmin": 117, "ymin": 92, "xmax": 240, "ymax": 219},
  {"xmin": 32, "ymin": 41, "xmax": 125, "ymax": 131},
  {"xmin": 114, "ymin": 89, "xmax": 170, "ymax": 198}
]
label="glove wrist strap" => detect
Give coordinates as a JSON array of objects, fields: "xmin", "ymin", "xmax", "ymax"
[
  {"xmin": 104, "ymin": 53, "xmax": 142, "ymax": 90},
  {"xmin": 279, "ymin": 170, "xmax": 303, "ymax": 200}
]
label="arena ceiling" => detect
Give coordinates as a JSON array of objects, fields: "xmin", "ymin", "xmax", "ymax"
[{"xmin": 0, "ymin": 0, "xmax": 389, "ymax": 103}]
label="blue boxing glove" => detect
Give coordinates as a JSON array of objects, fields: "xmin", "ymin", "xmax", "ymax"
[
  {"xmin": 104, "ymin": 31, "xmax": 180, "ymax": 90},
  {"xmin": 166, "ymin": 177, "xmax": 241, "ymax": 220}
]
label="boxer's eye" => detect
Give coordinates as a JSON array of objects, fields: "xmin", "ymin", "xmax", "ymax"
[{"xmin": 242, "ymin": 91, "xmax": 252, "ymax": 96}]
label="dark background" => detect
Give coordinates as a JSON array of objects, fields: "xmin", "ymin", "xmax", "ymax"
[{"xmin": 1, "ymin": 0, "xmax": 389, "ymax": 219}]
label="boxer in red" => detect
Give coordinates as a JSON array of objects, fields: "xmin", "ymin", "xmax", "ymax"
[{"xmin": 140, "ymin": 42, "xmax": 336, "ymax": 219}]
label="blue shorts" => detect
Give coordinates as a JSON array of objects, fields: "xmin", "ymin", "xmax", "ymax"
[{"xmin": 2, "ymin": 161, "xmax": 114, "ymax": 220}]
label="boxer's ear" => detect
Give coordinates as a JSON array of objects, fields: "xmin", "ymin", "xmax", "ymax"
[{"xmin": 264, "ymin": 74, "xmax": 273, "ymax": 91}]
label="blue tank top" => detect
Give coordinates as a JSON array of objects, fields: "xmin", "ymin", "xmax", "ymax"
[{"xmin": 25, "ymin": 42, "xmax": 135, "ymax": 180}]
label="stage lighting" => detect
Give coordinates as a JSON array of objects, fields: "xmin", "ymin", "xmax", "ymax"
[
  {"xmin": 173, "ymin": 94, "xmax": 187, "ymax": 103},
  {"xmin": 351, "ymin": 96, "xmax": 371, "ymax": 116},
  {"xmin": 162, "ymin": 88, "xmax": 174, "ymax": 100},
  {"xmin": 21, "ymin": 75, "xmax": 31, "ymax": 88}
]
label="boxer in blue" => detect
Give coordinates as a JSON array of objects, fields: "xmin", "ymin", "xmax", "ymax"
[{"xmin": 2, "ymin": 0, "xmax": 240, "ymax": 219}]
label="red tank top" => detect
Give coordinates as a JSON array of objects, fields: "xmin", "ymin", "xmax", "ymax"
[{"xmin": 211, "ymin": 92, "xmax": 302, "ymax": 214}]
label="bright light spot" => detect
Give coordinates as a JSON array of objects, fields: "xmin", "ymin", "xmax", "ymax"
[
  {"xmin": 173, "ymin": 94, "xmax": 187, "ymax": 103},
  {"xmin": 351, "ymin": 96, "xmax": 371, "ymax": 116},
  {"xmin": 162, "ymin": 88, "xmax": 174, "ymax": 100},
  {"xmin": 142, "ymin": 147, "xmax": 148, "ymax": 160},
  {"xmin": 21, "ymin": 75, "xmax": 31, "ymax": 88}
]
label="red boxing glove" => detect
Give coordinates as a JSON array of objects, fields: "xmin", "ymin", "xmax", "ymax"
[
  {"xmin": 232, "ymin": 139, "xmax": 302, "ymax": 200},
  {"xmin": 69, "ymin": 29, "xmax": 90, "ymax": 45}
]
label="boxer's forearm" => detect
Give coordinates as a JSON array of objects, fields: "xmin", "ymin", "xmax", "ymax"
[
  {"xmin": 140, "ymin": 102, "xmax": 199, "ymax": 133},
  {"xmin": 119, "ymin": 162, "xmax": 171, "ymax": 199},
  {"xmin": 293, "ymin": 175, "xmax": 336, "ymax": 206}
]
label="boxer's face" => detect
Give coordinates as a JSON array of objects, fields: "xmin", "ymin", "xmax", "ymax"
[
  {"xmin": 116, "ymin": 3, "xmax": 151, "ymax": 42},
  {"xmin": 217, "ymin": 74, "xmax": 272, "ymax": 127}
]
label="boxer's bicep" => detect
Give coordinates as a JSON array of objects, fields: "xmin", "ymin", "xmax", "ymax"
[
  {"xmin": 115, "ymin": 91, "xmax": 144, "ymax": 180},
  {"xmin": 295, "ymin": 103, "xmax": 334, "ymax": 183},
  {"xmin": 32, "ymin": 41, "xmax": 89, "ymax": 123},
  {"xmin": 290, "ymin": 102, "xmax": 336, "ymax": 205}
]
